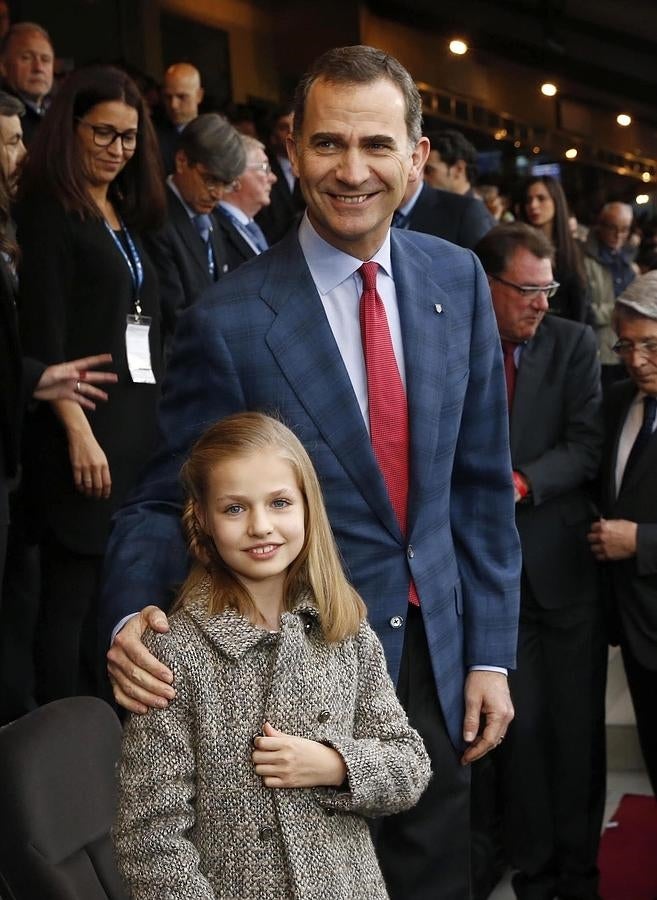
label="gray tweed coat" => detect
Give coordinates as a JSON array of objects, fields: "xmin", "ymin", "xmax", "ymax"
[{"xmin": 113, "ymin": 582, "xmax": 431, "ymax": 899}]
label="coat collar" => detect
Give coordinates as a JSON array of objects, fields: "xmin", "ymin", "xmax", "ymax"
[{"xmin": 182, "ymin": 577, "xmax": 320, "ymax": 660}]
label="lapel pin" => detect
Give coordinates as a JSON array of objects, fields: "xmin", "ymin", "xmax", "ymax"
[{"xmin": 434, "ymin": 304, "xmax": 443, "ymax": 314}]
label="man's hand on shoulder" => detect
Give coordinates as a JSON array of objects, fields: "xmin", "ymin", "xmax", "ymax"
[
  {"xmin": 461, "ymin": 670, "xmax": 514, "ymax": 765},
  {"xmin": 107, "ymin": 606, "xmax": 175, "ymax": 714}
]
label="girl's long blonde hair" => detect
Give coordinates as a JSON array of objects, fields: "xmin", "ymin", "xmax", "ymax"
[{"xmin": 175, "ymin": 412, "xmax": 366, "ymax": 642}]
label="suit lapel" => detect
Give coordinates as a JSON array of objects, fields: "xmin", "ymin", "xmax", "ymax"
[
  {"xmin": 616, "ymin": 385, "xmax": 657, "ymax": 498},
  {"xmin": 168, "ymin": 188, "xmax": 212, "ymax": 278},
  {"xmin": 391, "ymin": 231, "xmax": 450, "ymax": 530},
  {"xmin": 262, "ymin": 234, "xmax": 401, "ymax": 539}
]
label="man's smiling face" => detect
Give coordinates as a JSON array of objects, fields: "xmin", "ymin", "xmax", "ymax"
[{"xmin": 287, "ymin": 76, "xmax": 428, "ymax": 260}]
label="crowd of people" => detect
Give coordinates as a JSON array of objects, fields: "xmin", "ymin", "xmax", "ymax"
[{"xmin": 1, "ymin": 15, "xmax": 657, "ymax": 900}]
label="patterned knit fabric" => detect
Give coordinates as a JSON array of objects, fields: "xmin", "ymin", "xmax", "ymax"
[{"xmin": 113, "ymin": 580, "xmax": 431, "ymax": 899}]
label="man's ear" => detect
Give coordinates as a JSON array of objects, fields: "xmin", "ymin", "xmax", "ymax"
[
  {"xmin": 286, "ymin": 132, "xmax": 300, "ymax": 178},
  {"xmin": 174, "ymin": 149, "xmax": 187, "ymax": 174},
  {"xmin": 408, "ymin": 135, "xmax": 430, "ymax": 184},
  {"xmin": 196, "ymin": 87, "xmax": 205, "ymax": 105}
]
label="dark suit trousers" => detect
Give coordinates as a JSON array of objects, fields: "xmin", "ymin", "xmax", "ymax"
[
  {"xmin": 620, "ymin": 642, "xmax": 657, "ymax": 794},
  {"xmin": 497, "ymin": 578, "xmax": 607, "ymax": 899},
  {"xmin": 374, "ymin": 604, "xmax": 471, "ymax": 900}
]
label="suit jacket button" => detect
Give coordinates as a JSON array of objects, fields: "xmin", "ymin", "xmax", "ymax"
[
  {"xmin": 407, "ymin": 544, "xmax": 415, "ymax": 559},
  {"xmin": 258, "ymin": 825, "xmax": 274, "ymax": 841},
  {"xmin": 304, "ymin": 620, "xmax": 312, "ymax": 633},
  {"xmin": 389, "ymin": 615, "xmax": 404, "ymax": 629},
  {"xmin": 317, "ymin": 709, "xmax": 331, "ymax": 723}
]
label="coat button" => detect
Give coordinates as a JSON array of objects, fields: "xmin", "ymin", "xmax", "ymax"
[
  {"xmin": 389, "ymin": 615, "xmax": 404, "ymax": 629},
  {"xmin": 304, "ymin": 620, "xmax": 312, "ymax": 633},
  {"xmin": 258, "ymin": 825, "xmax": 274, "ymax": 841},
  {"xmin": 407, "ymin": 544, "xmax": 415, "ymax": 559},
  {"xmin": 317, "ymin": 709, "xmax": 331, "ymax": 723},
  {"xmin": 326, "ymin": 808, "xmax": 335, "ymax": 817}
]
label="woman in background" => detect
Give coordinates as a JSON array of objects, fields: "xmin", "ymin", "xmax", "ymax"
[
  {"xmin": 519, "ymin": 175, "xmax": 591, "ymax": 323},
  {"xmin": 17, "ymin": 65, "xmax": 165, "ymax": 703}
]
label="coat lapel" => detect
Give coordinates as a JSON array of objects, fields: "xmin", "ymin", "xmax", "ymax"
[
  {"xmin": 262, "ymin": 234, "xmax": 401, "ymax": 540},
  {"xmin": 168, "ymin": 188, "xmax": 212, "ymax": 278},
  {"xmin": 615, "ymin": 386, "xmax": 657, "ymax": 498},
  {"xmin": 390, "ymin": 231, "xmax": 450, "ymax": 530}
]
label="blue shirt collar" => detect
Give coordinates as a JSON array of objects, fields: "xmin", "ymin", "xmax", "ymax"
[{"xmin": 297, "ymin": 213, "xmax": 392, "ymax": 295}]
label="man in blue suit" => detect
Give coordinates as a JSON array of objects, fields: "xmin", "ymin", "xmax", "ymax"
[{"xmin": 102, "ymin": 45, "xmax": 520, "ymax": 899}]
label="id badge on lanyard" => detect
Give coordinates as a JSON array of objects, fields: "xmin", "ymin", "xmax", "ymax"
[{"xmin": 105, "ymin": 218, "xmax": 156, "ymax": 384}]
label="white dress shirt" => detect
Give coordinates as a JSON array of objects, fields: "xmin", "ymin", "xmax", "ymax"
[{"xmin": 615, "ymin": 391, "xmax": 657, "ymax": 497}]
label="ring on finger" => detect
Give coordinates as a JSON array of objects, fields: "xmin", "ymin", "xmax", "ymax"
[{"xmin": 76, "ymin": 380, "xmax": 81, "ymax": 393}]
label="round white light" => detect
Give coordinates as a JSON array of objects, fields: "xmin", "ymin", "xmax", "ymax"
[
  {"xmin": 541, "ymin": 83, "xmax": 558, "ymax": 97},
  {"xmin": 642, "ymin": 171, "xmax": 651, "ymax": 182},
  {"xmin": 449, "ymin": 39, "xmax": 468, "ymax": 55},
  {"xmin": 636, "ymin": 194, "xmax": 650, "ymax": 205},
  {"xmin": 565, "ymin": 148, "xmax": 578, "ymax": 159},
  {"xmin": 617, "ymin": 113, "xmax": 632, "ymax": 127}
]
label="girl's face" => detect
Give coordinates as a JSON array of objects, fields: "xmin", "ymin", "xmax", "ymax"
[
  {"xmin": 75, "ymin": 99, "xmax": 138, "ymax": 190},
  {"xmin": 524, "ymin": 181, "xmax": 555, "ymax": 228},
  {"xmin": 196, "ymin": 450, "xmax": 305, "ymax": 605}
]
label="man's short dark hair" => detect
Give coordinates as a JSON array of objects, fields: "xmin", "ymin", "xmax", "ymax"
[
  {"xmin": 293, "ymin": 45, "xmax": 422, "ymax": 146},
  {"xmin": 0, "ymin": 21, "xmax": 52, "ymax": 58},
  {"xmin": 178, "ymin": 113, "xmax": 246, "ymax": 184},
  {"xmin": 475, "ymin": 222, "xmax": 555, "ymax": 276},
  {"xmin": 425, "ymin": 129, "xmax": 478, "ymax": 184},
  {"xmin": 0, "ymin": 89, "xmax": 24, "ymax": 118}
]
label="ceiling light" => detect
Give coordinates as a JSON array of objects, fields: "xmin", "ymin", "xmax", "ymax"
[
  {"xmin": 541, "ymin": 83, "xmax": 558, "ymax": 97},
  {"xmin": 565, "ymin": 148, "xmax": 578, "ymax": 159},
  {"xmin": 449, "ymin": 39, "xmax": 468, "ymax": 55},
  {"xmin": 532, "ymin": 146, "xmax": 541, "ymax": 154},
  {"xmin": 636, "ymin": 194, "xmax": 650, "ymax": 205},
  {"xmin": 617, "ymin": 113, "xmax": 632, "ymax": 127},
  {"xmin": 642, "ymin": 171, "xmax": 652, "ymax": 182}
]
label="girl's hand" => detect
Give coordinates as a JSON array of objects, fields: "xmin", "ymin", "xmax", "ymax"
[
  {"xmin": 252, "ymin": 722, "xmax": 347, "ymax": 789},
  {"xmin": 68, "ymin": 426, "xmax": 112, "ymax": 499}
]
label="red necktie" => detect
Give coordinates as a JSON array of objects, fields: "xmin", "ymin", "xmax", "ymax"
[
  {"xmin": 359, "ymin": 261, "xmax": 418, "ymax": 605},
  {"xmin": 501, "ymin": 340, "xmax": 517, "ymax": 414}
]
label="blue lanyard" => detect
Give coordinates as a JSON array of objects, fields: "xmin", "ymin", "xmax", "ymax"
[{"xmin": 104, "ymin": 216, "xmax": 144, "ymax": 316}]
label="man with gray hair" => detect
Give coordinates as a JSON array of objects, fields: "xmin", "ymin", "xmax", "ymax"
[
  {"xmin": 588, "ymin": 272, "xmax": 657, "ymax": 795},
  {"xmin": 145, "ymin": 113, "xmax": 246, "ymax": 349},
  {"xmin": 581, "ymin": 201, "xmax": 636, "ymax": 389},
  {"xmin": 0, "ymin": 22, "xmax": 53, "ymax": 145},
  {"xmin": 215, "ymin": 134, "xmax": 277, "ymax": 271}
]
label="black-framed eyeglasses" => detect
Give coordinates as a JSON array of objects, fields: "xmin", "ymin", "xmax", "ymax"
[
  {"xmin": 76, "ymin": 118, "xmax": 138, "ymax": 151},
  {"xmin": 489, "ymin": 274, "xmax": 560, "ymax": 300},
  {"xmin": 246, "ymin": 161, "xmax": 272, "ymax": 175},
  {"xmin": 611, "ymin": 338, "xmax": 657, "ymax": 359}
]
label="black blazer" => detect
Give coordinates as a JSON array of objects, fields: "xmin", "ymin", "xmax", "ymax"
[
  {"xmin": 214, "ymin": 207, "xmax": 258, "ymax": 272},
  {"xmin": 599, "ymin": 379, "xmax": 657, "ymax": 669},
  {"xmin": 406, "ymin": 183, "xmax": 494, "ymax": 250},
  {"xmin": 17, "ymin": 194, "xmax": 161, "ymax": 555},
  {"xmin": 512, "ymin": 316, "xmax": 603, "ymax": 608},
  {"xmin": 255, "ymin": 154, "xmax": 305, "ymax": 246},
  {"xmin": 145, "ymin": 186, "xmax": 228, "ymax": 342}
]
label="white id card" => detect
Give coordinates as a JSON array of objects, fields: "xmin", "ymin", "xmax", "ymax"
[{"xmin": 125, "ymin": 315, "xmax": 156, "ymax": 384}]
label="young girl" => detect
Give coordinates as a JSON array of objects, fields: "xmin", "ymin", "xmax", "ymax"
[{"xmin": 113, "ymin": 412, "xmax": 430, "ymax": 900}]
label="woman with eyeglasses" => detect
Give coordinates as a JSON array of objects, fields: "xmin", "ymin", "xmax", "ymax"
[
  {"xmin": 518, "ymin": 175, "xmax": 592, "ymax": 324},
  {"xmin": 16, "ymin": 65, "xmax": 166, "ymax": 704}
]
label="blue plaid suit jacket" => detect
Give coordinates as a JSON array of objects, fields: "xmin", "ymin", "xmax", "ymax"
[{"xmin": 101, "ymin": 228, "xmax": 520, "ymax": 748}]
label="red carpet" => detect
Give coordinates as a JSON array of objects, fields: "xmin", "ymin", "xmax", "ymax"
[{"xmin": 598, "ymin": 793, "xmax": 657, "ymax": 899}]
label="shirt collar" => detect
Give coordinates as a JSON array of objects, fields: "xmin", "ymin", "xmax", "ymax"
[
  {"xmin": 167, "ymin": 175, "xmax": 197, "ymax": 220},
  {"xmin": 297, "ymin": 212, "xmax": 392, "ymax": 295},
  {"xmin": 219, "ymin": 200, "xmax": 250, "ymax": 226},
  {"xmin": 397, "ymin": 180, "xmax": 424, "ymax": 218}
]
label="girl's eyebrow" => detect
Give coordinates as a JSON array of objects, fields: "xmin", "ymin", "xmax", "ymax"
[{"xmin": 214, "ymin": 486, "xmax": 296, "ymax": 503}]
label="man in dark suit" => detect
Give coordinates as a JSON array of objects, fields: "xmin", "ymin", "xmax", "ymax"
[
  {"xmin": 145, "ymin": 113, "xmax": 245, "ymax": 349},
  {"xmin": 102, "ymin": 45, "xmax": 521, "ymax": 900},
  {"xmin": 255, "ymin": 104, "xmax": 305, "ymax": 245},
  {"xmin": 588, "ymin": 273, "xmax": 657, "ymax": 795},
  {"xmin": 477, "ymin": 224, "xmax": 606, "ymax": 900},
  {"xmin": 154, "ymin": 62, "xmax": 204, "ymax": 174},
  {"xmin": 0, "ymin": 22, "xmax": 53, "ymax": 145},
  {"xmin": 395, "ymin": 170, "xmax": 494, "ymax": 250},
  {"xmin": 215, "ymin": 134, "xmax": 277, "ymax": 271}
]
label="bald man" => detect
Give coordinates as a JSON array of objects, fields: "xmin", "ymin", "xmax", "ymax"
[{"xmin": 156, "ymin": 62, "xmax": 204, "ymax": 173}]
